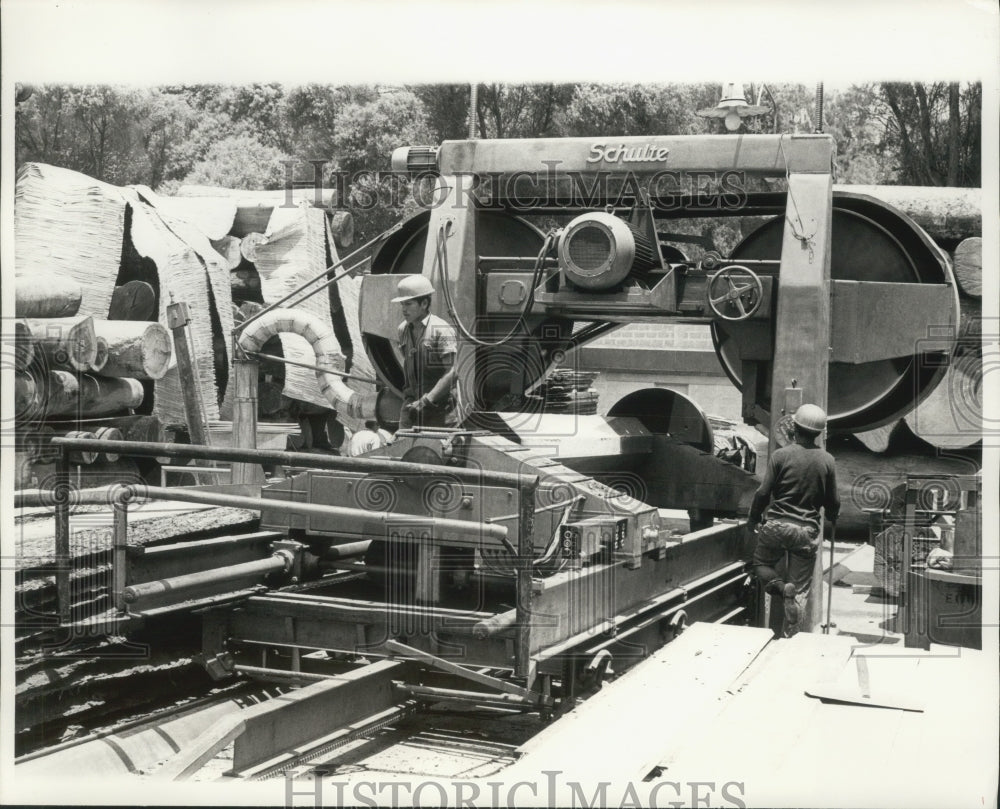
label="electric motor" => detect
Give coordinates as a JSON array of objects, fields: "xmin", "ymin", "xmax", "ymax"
[{"xmin": 557, "ymin": 212, "xmax": 657, "ymax": 291}]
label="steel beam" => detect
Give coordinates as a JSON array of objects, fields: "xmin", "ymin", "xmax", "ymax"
[
  {"xmin": 769, "ymin": 171, "xmax": 833, "ymax": 633},
  {"xmin": 436, "ymin": 134, "xmax": 835, "ymax": 177},
  {"xmin": 231, "ymin": 659, "xmax": 411, "ymax": 773}
]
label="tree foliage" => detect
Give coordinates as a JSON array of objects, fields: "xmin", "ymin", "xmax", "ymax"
[
  {"xmin": 824, "ymin": 82, "xmax": 980, "ymax": 187},
  {"xmin": 182, "ymin": 133, "xmax": 294, "ymax": 190},
  {"xmin": 15, "ymin": 80, "xmax": 982, "ymax": 199}
]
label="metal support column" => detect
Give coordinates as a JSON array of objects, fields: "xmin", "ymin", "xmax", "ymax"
[
  {"xmin": 768, "ymin": 171, "xmax": 833, "ymax": 633},
  {"xmin": 166, "ymin": 299, "xmax": 210, "ymax": 448},
  {"xmin": 516, "ymin": 481, "xmax": 537, "ymax": 681},
  {"xmin": 54, "ymin": 449, "xmax": 71, "ymax": 624},
  {"xmin": 111, "ymin": 488, "xmax": 129, "ymax": 612}
]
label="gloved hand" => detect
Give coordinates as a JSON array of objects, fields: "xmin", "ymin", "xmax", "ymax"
[{"xmin": 406, "ymin": 396, "xmax": 430, "ymax": 414}]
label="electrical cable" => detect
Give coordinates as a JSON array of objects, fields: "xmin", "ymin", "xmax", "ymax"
[{"xmin": 436, "ymin": 219, "xmax": 558, "ymax": 348}]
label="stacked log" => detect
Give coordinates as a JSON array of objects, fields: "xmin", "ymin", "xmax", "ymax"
[
  {"xmin": 952, "ymin": 236, "xmax": 982, "ymax": 297},
  {"xmin": 15, "ymin": 273, "xmax": 84, "ymax": 318},
  {"xmin": 91, "ymin": 321, "xmax": 172, "ymax": 380},
  {"xmin": 828, "ymin": 441, "xmax": 978, "ymax": 538},
  {"xmin": 14, "ymin": 282, "xmax": 174, "ymax": 487},
  {"xmin": 231, "ymin": 265, "xmax": 264, "ymax": 303},
  {"xmin": 21, "ymin": 316, "xmax": 99, "ymax": 371},
  {"xmin": 108, "ymin": 281, "xmax": 157, "ymax": 321},
  {"xmin": 211, "ymin": 235, "xmax": 243, "ymax": 271},
  {"xmin": 20, "ymin": 371, "xmax": 145, "ymax": 418}
]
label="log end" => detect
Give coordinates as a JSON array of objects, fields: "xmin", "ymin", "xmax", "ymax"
[
  {"xmin": 141, "ymin": 323, "xmax": 174, "ymax": 380},
  {"xmin": 91, "ymin": 337, "xmax": 110, "ymax": 373}
]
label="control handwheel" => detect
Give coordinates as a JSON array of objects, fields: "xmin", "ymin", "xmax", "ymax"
[{"xmin": 707, "ymin": 265, "xmax": 764, "ymax": 321}]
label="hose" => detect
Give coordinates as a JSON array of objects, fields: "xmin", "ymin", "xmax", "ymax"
[{"xmin": 238, "ymin": 308, "xmax": 376, "ymax": 420}]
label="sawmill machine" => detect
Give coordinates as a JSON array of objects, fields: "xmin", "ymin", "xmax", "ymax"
[{"xmin": 44, "ymin": 133, "xmax": 958, "ymax": 701}]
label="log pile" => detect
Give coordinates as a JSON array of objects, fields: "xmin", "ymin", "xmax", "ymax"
[
  {"xmin": 13, "ymin": 164, "xmax": 366, "ymax": 493},
  {"xmin": 13, "ymin": 269, "xmax": 176, "ymax": 489}
]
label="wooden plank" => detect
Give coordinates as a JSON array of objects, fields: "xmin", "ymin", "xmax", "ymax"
[
  {"xmin": 660, "ymin": 639, "xmax": 997, "ymax": 808},
  {"xmin": 656, "ymin": 631, "xmax": 855, "ymax": 797},
  {"xmin": 154, "ymin": 716, "xmax": 246, "ymax": 781},
  {"xmin": 508, "ymin": 622, "xmax": 773, "ymax": 781}
]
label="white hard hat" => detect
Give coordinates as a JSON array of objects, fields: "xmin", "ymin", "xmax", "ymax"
[
  {"xmin": 793, "ymin": 403, "xmax": 828, "ymax": 433},
  {"xmin": 391, "ymin": 275, "xmax": 435, "ymax": 303}
]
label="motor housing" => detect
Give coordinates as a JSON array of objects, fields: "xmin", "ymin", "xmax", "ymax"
[{"xmin": 557, "ymin": 212, "xmax": 657, "ymax": 291}]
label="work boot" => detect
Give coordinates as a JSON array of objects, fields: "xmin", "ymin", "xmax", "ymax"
[
  {"xmin": 782, "ymin": 582, "xmax": 800, "ymax": 634},
  {"xmin": 764, "ymin": 579, "xmax": 785, "ymax": 597}
]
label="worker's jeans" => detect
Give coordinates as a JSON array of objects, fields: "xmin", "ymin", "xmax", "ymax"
[{"xmin": 753, "ymin": 519, "xmax": 821, "ymax": 630}]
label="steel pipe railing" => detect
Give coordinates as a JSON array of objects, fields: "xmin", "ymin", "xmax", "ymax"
[
  {"xmin": 47, "ymin": 436, "xmax": 535, "ymax": 491},
  {"xmin": 127, "ymin": 484, "xmax": 508, "ymax": 541},
  {"xmin": 43, "ymin": 437, "xmax": 540, "ymax": 677}
]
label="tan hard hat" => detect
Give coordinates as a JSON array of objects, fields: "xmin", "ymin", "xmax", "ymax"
[
  {"xmin": 391, "ymin": 275, "xmax": 435, "ymax": 303},
  {"xmin": 793, "ymin": 403, "xmax": 827, "ymax": 433}
]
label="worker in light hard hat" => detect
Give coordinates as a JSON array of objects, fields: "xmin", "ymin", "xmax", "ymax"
[
  {"xmin": 393, "ymin": 275, "xmax": 461, "ymax": 429},
  {"xmin": 348, "ymin": 420, "xmax": 384, "ymax": 457},
  {"xmin": 749, "ymin": 404, "xmax": 840, "ymax": 638}
]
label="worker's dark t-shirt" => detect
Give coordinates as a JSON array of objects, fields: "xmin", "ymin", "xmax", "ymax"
[{"xmin": 750, "ymin": 443, "xmax": 840, "ymax": 532}]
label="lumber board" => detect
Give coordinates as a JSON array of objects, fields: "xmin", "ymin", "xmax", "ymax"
[
  {"xmin": 13, "ymin": 504, "xmax": 259, "ymax": 571},
  {"xmin": 656, "ymin": 632, "xmax": 855, "ymax": 781},
  {"xmin": 508, "ymin": 623, "xmax": 773, "ymax": 782},
  {"xmin": 773, "ymin": 649, "xmax": 995, "ymax": 808}
]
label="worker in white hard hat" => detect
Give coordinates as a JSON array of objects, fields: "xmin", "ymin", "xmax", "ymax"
[
  {"xmin": 393, "ymin": 275, "xmax": 461, "ymax": 429},
  {"xmin": 348, "ymin": 420, "xmax": 384, "ymax": 457},
  {"xmin": 749, "ymin": 403, "xmax": 840, "ymax": 637}
]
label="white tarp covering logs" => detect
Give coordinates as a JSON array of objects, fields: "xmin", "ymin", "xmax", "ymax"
[
  {"xmin": 175, "ymin": 184, "xmax": 338, "ymax": 238},
  {"xmin": 122, "ymin": 193, "xmax": 221, "ymax": 422},
  {"xmin": 133, "ymin": 188, "xmax": 237, "ymax": 242},
  {"xmin": 14, "ymin": 163, "xmax": 126, "ymax": 318},
  {"xmin": 128, "ymin": 186, "xmax": 238, "ymax": 418},
  {"xmin": 325, "ymin": 215, "xmax": 374, "ymax": 384}
]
